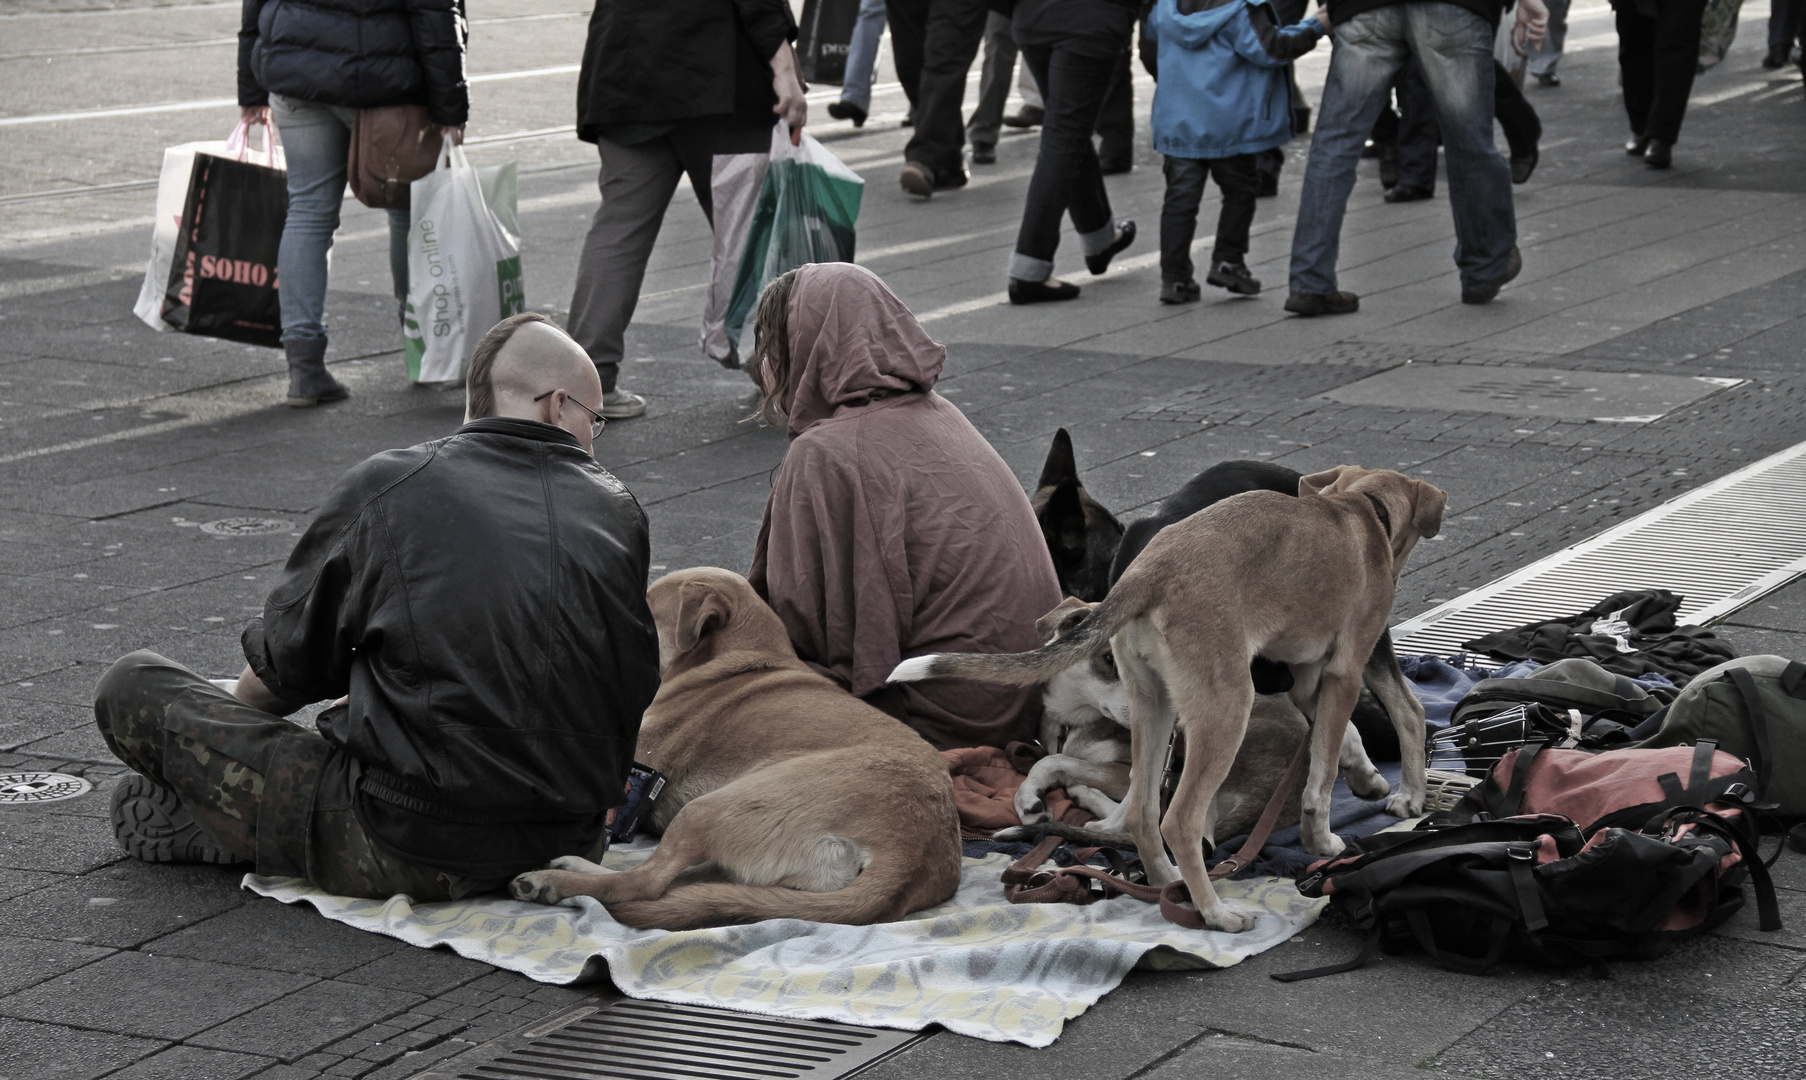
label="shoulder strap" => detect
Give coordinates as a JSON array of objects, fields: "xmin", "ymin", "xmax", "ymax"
[
  {"xmin": 1492, "ymin": 741, "xmax": 1544, "ymax": 817},
  {"xmin": 1726, "ymin": 667, "xmax": 1775, "ymax": 795}
]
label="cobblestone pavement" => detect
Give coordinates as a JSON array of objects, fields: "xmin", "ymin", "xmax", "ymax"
[{"xmin": 2, "ymin": 0, "xmax": 1805, "ymax": 1077}]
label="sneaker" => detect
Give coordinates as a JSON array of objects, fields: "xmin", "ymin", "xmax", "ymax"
[
  {"xmin": 110, "ymin": 774, "xmax": 244, "ymax": 865},
  {"xmin": 1002, "ymin": 105, "xmax": 1044, "ymax": 128},
  {"xmin": 601, "ymin": 389, "xmax": 647, "ymax": 419},
  {"xmin": 826, "ymin": 100, "xmax": 867, "ymax": 127},
  {"xmin": 1160, "ymin": 279, "xmax": 1201, "ymax": 304},
  {"xmin": 1461, "ymin": 246, "xmax": 1522, "ymax": 305},
  {"xmin": 1283, "ymin": 290, "xmax": 1360, "ymax": 317},
  {"xmin": 1206, "ymin": 260, "xmax": 1262, "ymax": 295},
  {"xmin": 1085, "ymin": 219, "xmax": 1137, "ymax": 275},
  {"xmin": 900, "ymin": 161, "xmax": 936, "ymax": 198}
]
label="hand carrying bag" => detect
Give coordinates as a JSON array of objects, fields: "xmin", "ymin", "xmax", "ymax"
[
  {"xmin": 159, "ymin": 122, "xmax": 288, "ymax": 348},
  {"xmin": 348, "ymin": 105, "xmax": 444, "ymax": 210},
  {"xmin": 402, "ymin": 144, "xmax": 524, "ymax": 383}
]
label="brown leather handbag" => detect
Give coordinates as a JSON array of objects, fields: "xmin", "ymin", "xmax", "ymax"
[{"xmin": 348, "ymin": 105, "xmax": 444, "ymax": 210}]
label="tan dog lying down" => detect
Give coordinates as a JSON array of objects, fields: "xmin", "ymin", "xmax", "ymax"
[
  {"xmin": 510, "ymin": 568, "xmax": 962, "ymax": 930},
  {"xmin": 892, "ymin": 465, "xmax": 1445, "ymax": 933}
]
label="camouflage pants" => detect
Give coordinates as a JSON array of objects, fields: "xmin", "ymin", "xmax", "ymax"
[{"xmin": 93, "ymin": 651, "xmax": 497, "ymax": 901}]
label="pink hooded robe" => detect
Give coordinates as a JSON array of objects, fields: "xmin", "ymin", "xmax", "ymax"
[{"xmin": 748, "ymin": 264, "xmax": 1062, "ymax": 750}]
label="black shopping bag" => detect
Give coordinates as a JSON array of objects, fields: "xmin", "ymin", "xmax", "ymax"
[
  {"xmin": 798, "ymin": 0, "xmax": 862, "ymax": 85},
  {"xmin": 162, "ymin": 152, "xmax": 287, "ymax": 348}
]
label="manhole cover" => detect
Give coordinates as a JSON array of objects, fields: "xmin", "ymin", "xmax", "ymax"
[
  {"xmin": 199, "ymin": 517, "xmax": 293, "ymax": 536},
  {"xmin": 0, "ymin": 772, "xmax": 94, "ymax": 803},
  {"xmin": 1323, "ymin": 365, "xmax": 1744, "ymax": 422}
]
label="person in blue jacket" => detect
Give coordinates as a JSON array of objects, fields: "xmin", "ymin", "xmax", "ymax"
[{"xmin": 1147, "ymin": 0, "xmax": 1328, "ymax": 302}]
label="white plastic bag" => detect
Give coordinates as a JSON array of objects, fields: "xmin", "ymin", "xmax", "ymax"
[
  {"xmin": 700, "ymin": 151, "xmax": 770, "ymax": 367},
  {"xmin": 134, "ymin": 119, "xmax": 284, "ymax": 332},
  {"xmin": 403, "ymin": 144, "xmax": 523, "ymax": 383}
]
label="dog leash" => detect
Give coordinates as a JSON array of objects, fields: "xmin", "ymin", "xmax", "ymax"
[{"xmin": 999, "ymin": 739, "xmax": 1312, "ymax": 928}]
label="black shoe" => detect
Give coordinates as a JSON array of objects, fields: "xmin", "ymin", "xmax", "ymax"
[
  {"xmin": 1644, "ymin": 138, "xmax": 1672, "ymax": 169},
  {"xmin": 1763, "ymin": 45, "xmax": 1789, "ymax": 69},
  {"xmin": 1377, "ymin": 144, "xmax": 1400, "ymax": 189},
  {"xmin": 1461, "ymin": 246, "xmax": 1522, "ymax": 304},
  {"xmin": 1085, "ymin": 220, "xmax": 1136, "ymax": 275},
  {"xmin": 1257, "ymin": 172, "xmax": 1280, "ymax": 198},
  {"xmin": 1002, "ymin": 105, "xmax": 1044, "ymax": 128},
  {"xmin": 111, "ymin": 774, "xmax": 246, "ymax": 865},
  {"xmin": 1384, "ymin": 183, "xmax": 1433, "ymax": 203},
  {"xmin": 826, "ymin": 100, "xmax": 867, "ymax": 128},
  {"xmin": 1511, "ymin": 147, "xmax": 1539, "ymax": 184},
  {"xmin": 1009, "ymin": 278, "xmax": 1081, "ymax": 304},
  {"xmin": 1284, "ymin": 290, "xmax": 1359, "ymax": 316},
  {"xmin": 900, "ymin": 161, "xmax": 935, "ymax": 197},
  {"xmin": 1160, "ymin": 279, "xmax": 1201, "ymax": 304},
  {"xmin": 1626, "ymin": 134, "xmax": 1649, "ymax": 155},
  {"xmin": 971, "ymin": 144, "xmax": 996, "ymax": 165},
  {"xmin": 284, "ymin": 337, "xmax": 349, "ymax": 407},
  {"xmin": 1535, "ymin": 71, "xmax": 1561, "ymax": 86},
  {"xmin": 1206, "ymin": 260, "xmax": 1262, "ymax": 295},
  {"xmin": 1098, "ymin": 156, "xmax": 1133, "ymax": 176}
]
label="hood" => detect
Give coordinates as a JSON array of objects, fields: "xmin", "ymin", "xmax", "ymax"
[
  {"xmin": 782, "ymin": 263, "xmax": 946, "ymax": 439},
  {"xmin": 1162, "ymin": 0, "xmax": 1249, "ymax": 46}
]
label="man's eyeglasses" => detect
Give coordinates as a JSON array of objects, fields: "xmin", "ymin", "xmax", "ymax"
[{"xmin": 533, "ymin": 389, "xmax": 607, "ymax": 439}]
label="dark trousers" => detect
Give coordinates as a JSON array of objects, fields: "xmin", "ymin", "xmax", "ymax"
[
  {"xmin": 1770, "ymin": 0, "xmax": 1802, "ymax": 51},
  {"xmin": 1096, "ymin": 45, "xmax": 1135, "ymax": 162},
  {"xmin": 888, "ymin": 0, "xmax": 990, "ymax": 179},
  {"xmin": 1395, "ymin": 58, "xmax": 1542, "ymax": 190},
  {"xmin": 1160, "ymin": 154, "xmax": 1259, "ymax": 283},
  {"xmin": 92, "ymin": 651, "xmax": 497, "ymax": 900},
  {"xmin": 1010, "ymin": 42, "xmax": 1123, "ymax": 279},
  {"xmin": 1617, "ymin": 0, "xmax": 1707, "ymax": 143}
]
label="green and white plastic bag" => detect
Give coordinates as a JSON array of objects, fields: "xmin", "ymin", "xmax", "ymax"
[
  {"xmin": 404, "ymin": 144, "xmax": 523, "ymax": 383},
  {"xmin": 722, "ymin": 120, "xmax": 864, "ymax": 364}
]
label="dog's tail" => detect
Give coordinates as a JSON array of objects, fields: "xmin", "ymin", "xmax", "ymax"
[
  {"xmin": 605, "ymin": 863, "xmax": 926, "ymax": 932},
  {"xmin": 887, "ymin": 579, "xmax": 1148, "ymax": 688},
  {"xmin": 991, "ymin": 822, "xmax": 1136, "ymax": 849}
]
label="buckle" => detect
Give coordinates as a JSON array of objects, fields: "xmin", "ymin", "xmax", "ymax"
[
  {"xmin": 1722, "ymin": 782, "xmax": 1752, "ymax": 802},
  {"xmin": 1508, "ymin": 844, "xmax": 1537, "ymax": 862}
]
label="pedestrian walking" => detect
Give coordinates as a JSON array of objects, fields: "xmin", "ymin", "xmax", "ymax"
[
  {"xmin": 890, "ymin": 0, "xmax": 991, "ymax": 196},
  {"xmin": 1614, "ymin": 0, "xmax": 1708, "ymax": 168},
  {"xmin": 968, "ymin": 10, "xmax": 1025, "ymax": 163},
  {"xmin": 829, "ymin": 0, "xmax": 890, "ymax": 127},
  {"xmin": 1005, "ymin": 0, "xmax": 1140, "ymax": 304},
  {"xmin": 236, "ymin": 0, "xmax": 468, "ymax": 407},
  {"xmin": 1284, "ymin": 0, "xmax": 1546, "ymax": 314},
  {"xmin": 566, "ymin": 0, "xmax": 806, "ymax": 419},
  {"xmin": 1147, "ymin": 0, "xmax": 1329, "ymax": 303},
  {"xmin": 1528, "ymin": 0, "xmax": 1569, "ymax": 83},
  {"xmin": 969, "ymin": 11, "xmax": 1132, "ymax": 168},
  {"xmin": 1382, "ymin": 56, "xmax": 1542, "ymax": 203},
  {"xmin": 1764, "ymin": 0, "xmax": 1801, "ymax": 68}
]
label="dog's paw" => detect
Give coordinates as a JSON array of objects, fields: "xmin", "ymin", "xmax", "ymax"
[
  {"xmin": 1385, "ymin": 791, "xmax": 1426, "ymax": 819},
  {"xmin": 510, "ymin": 871, "xmax": 564, "ymax": 905},
  {"xmin": 1348, "ymin": 769, "xmax": 1391, "ymax": 801},
  {"xmin": 1303, "ymin": 832, "xmax": 1347, "ymax": 859},
  {"xmin": 547, "ymin": 855, "xmax": 608, "ymax": 875},
  {"xmin": 1013, "ymin": 790, "xmax": 1049, "ymax": 824},
  {"xmin": 1203, "ymin": 904, "xmax": 1259, "ymax": 934}
]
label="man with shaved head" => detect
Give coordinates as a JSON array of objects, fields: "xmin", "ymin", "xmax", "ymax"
[{"xmin": 91, "ymin": 313, "xmax": 661, "ymax": 900}]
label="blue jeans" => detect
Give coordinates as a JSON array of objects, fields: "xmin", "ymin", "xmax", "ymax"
[
  {"xmin": 1288, "ymin": 3, "xmax": 1516, "ymax": 296},
  {"xmin": 840, "ymin": 0, "xmax": 890, "ymax": 112},
  {"xmin": 270, "ymin": 94, "xmax": 409, "ymax": 345}
]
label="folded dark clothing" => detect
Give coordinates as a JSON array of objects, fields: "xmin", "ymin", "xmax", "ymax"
[{"xmin": 1462, "ymin": 589, "xmax": 1737, "ymax": 686}]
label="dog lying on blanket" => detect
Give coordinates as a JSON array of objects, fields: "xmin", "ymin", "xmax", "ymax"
[
  {"xmin": 1013, "ymin": 597, "xmax": 1312, "ymax": 844},
  {"xmin": 894, "ymin": 465, "xmax": 1446, "ymax": 933},
  {"xmin": 510, "ymin": 568, "xmax": 962, "ymax": 930}
]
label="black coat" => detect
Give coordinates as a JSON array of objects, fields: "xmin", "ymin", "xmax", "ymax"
[
  {"xmin": 575, "ymin": 0, "xmax": 795, "ymax": 141},
  {"xmin": 238, "ymin": 0, "xmax": 471, "ymax": 125},
  {"xmin": 242, "ymin": 418, "xmax": 660, "ymax": 879}
]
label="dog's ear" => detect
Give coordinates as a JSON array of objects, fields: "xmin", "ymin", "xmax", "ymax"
[
  {"xmin": 673, "ymin": 579, "xmax": 731, "ymax": 655},
  {"xmin": 1411, "ymin": 480, "xmax": 1448, "ymax": 539},
  {"xmin": 1298, "ymin": 465, "xmax": 1354, "ymax": 496},
  {"xmin": 1035, "ymin": 596, "xmax": 1093, "ymax": 642},
  {"xmin": 1037, "ymin": 428, "xmax": 1079, "ymax": 492},
  {"xmin": 1040, "ymin": 477, "xmax": 1089, "ymax": 569}
]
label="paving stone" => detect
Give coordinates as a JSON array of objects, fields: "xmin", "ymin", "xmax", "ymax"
[
  {"xmin": 0, "ymin": 932, "xmax": 114, "ymax": 995},
  {"xmin": 1143, "ymin": 1034, "xmax": 1433, "ymax": 1080},
  {"xmin": 150, "ymin": 897, "xmax": 404, "ymax": 978},
  {"xmin": 103, "ymin": 1044, "xmax": 277, "ymax": 1080},
  {"xmin": 335, "ymin": 944, "xmax": 494, "ymax": 996},
  {"xmin": 1721, "ymin": 578, "xmax": 1806, "ymax": 635},
  {"xmin": 0, "ymin": 855, "xmax": 246, "ymax": 946},
  {"xmin": 0, "ymin": 951, "xmax": 310, "ymax": 1039},
  {"xmin": 0, "ymin": 802, "xmax": 129, "ymax": 874},
  {"xmin": 186, "ymin": 978, "xmax": 425, "ymax": 1062},
  {"xmin": 0, "ymin": 1015, "xmax": 167, "ymax": 1080}
]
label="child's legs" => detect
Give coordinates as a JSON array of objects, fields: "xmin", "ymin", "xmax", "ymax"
[
  {"xmin": 1207, "ymin": 154, "xmax": 1261, "ymax": 264},
  {"xmin": 1160, "ymin": 156, "xmax": 1210, "ymax": 283}
]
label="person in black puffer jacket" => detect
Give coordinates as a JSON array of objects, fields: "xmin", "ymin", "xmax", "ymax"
[{"xmin": 238, "ymin": 0, "xmax": 470, "ymax": 407}]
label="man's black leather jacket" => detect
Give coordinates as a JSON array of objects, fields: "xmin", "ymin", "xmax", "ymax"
[{"xmin": 243, "ymin": 418, "xmax": 659, "ymax": 879}]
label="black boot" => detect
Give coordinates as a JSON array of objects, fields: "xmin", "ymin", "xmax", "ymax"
[{"xmin": 285, "ymin": 337, "xmax": 349, "ymax": 407}]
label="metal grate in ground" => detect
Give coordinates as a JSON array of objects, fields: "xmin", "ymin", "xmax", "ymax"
[
  {"xmin": 1393, "ymin": 438, "xmax": 1806, "ymax": 656},
  {"xmin": 445, "ymin": 999, "xmax": 922, "ymax": 1080}
]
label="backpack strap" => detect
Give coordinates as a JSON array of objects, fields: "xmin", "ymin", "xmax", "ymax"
[
  {"xmin": 1405, "ymin": 908, "xmax": 1512, "ymax": 975},
  {"xmin": 1726, "ymin": 668, "xmax": 1775, "ymax": 796},
  {"xmin": 1490, "ymin": 741, "xmax": 1544, "ymax": 818},
  {"xmin": 1271, "ymin": 925, "xmax": 1384, "ymax": 982},
  {"xmin": 1667, "ymin": 808, "xmax": 1783, "ymax": 933},
  {"xmin": 1508, "ymin": 844, "xmax": 1550, "ymax": 933}
]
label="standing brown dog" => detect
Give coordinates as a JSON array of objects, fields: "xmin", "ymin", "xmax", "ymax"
[
  {"xmin": 892, "ymin": 466, "xmax": 1445, "ymax": 933},
  {"xmin": 510, "ymin": 568, "xmax": 961, "ymax": 930}
]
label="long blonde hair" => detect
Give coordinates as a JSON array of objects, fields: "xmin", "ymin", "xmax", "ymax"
[{"xmin": 747, "ymin": 269, "xmax": 801, "ymax": 427}]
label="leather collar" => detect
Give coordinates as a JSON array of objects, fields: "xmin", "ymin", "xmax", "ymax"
[
  {"xmin": 1364, "ymin": 493, "xmax": 1392, "ymax": 537},
  {"xmin": 455, "ymin": 417, "xmax": 582, "ymax": 448}
]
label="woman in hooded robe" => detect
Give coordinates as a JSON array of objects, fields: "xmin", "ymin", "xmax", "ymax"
[{"xmin": 747, "ymin": 263, "xmax": 1063, "ymax": 751}]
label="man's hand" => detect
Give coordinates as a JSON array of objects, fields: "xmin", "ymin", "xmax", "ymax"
[
  {"xmin": 1515, "ymin": 0, "xmax": 1549, "ymax": 48},
  {"xmin": 770, "ymin": 40, "xmax": 807, "ymax": 145},
  {"xmin": 439, "ymin": 124, "xmax": 465, "ymax": 146},
  {"xmin": 1310, "ymin": 5, "xmax": 1332, "ymax": 29}
]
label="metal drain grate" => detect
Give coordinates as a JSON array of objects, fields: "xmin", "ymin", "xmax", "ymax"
[
  {"xmin": 199, "ymin": 517, "xmax": 293, "ymax": 536},
  {"xmin": 0, "ymin": 772, "xmax": 93, "ymax": 803},
  {"xmin": 443, "ymin": 999, "xmax": 923, "ymax": 1080},
  {"xmin": 1394, "ymin": 439, "xmax": 1806, "ymax": 656}
]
